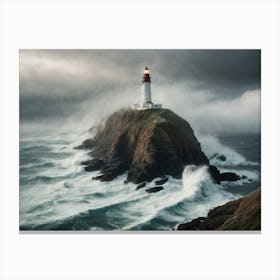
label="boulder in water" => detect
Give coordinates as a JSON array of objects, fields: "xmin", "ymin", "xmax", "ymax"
[
  {"xmin": 136, "ymin": 182, "xmax": 146, "ymax": 190},
  {"xmin": 145, "ymin": 186, "xmax": 164, "ymax": 193},
  {"xmin": 208, "ymin": 165, "xmax": 240, "ymax": 184},
  {"xmin": 155, "ymin": 177, "xmax": 168, "ymax": 185},
  {"xmin": 220, "ymin": 172, "xmax": 240, "ymax": 181}
]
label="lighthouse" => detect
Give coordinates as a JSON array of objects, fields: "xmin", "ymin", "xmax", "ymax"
[
  {"xmin": 142, "ymin": 66, "xmax": 152, "ymax": 104},
  {"xmin": 132, "ymin": 66, "xmax": 162, "ymax": 110}
]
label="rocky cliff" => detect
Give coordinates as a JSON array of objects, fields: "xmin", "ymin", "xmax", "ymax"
[
  {"xmin": 177, "ymin": 187, "xmax": 261, "ymax": 230},
  {"xmin": 76, "ymin": 108, "xmax": 209, "ymax": 184}
]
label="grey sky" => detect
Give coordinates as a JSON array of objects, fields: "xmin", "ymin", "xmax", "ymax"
[{"xmin": 20, "ymin": 49, "xmax": 261, "ymax": 134}]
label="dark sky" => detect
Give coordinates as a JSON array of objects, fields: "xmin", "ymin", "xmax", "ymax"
[{"xmin": 20, "ymin": 49, "xmax": 261, "ymax": 133}]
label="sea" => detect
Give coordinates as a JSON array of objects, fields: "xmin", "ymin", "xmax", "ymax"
[{"xmin": 19, "ymin": 125, "xmax": 261, "ymax": 231}]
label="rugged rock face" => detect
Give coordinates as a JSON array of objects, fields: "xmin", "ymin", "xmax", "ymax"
[
  {"xmin": 177, "ymin": 187, "xmax": 261, "ymax": 230},
  {"xmin": 76, "ymin": 108, "xmax": 209, "ymax": 184}
]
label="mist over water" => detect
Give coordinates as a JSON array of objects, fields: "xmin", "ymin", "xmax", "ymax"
[
  {"xmin": 20, "ymin": 49, "xmax": 261, "ymax": 135},
  {"xmin": 20, "ymin": 85, "xmax": 261, "ymax": 136}
]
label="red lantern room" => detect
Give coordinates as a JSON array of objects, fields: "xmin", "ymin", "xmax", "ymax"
[{"xmin": 142, "ymin": 66, "xmax": 151, "ymax": 82}]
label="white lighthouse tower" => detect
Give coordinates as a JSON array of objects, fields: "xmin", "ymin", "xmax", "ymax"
[
  {"xmin": 132, "ymin": 66, "xmax": 162, "ymax": 110},
  {"xmin": 142, "ymin": 66, "xmax": 152, "ymax": 104}
]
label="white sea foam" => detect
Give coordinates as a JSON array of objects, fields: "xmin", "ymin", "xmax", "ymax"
[
  {"xmin": 199, "ymin": 134, "xmax": 258, "ymax": 166},
  {"xmin": 120, "ymin": 165, "xmax": 237, "ymax": 230},
  {"xmin": 19, "ymin": 128, "xmax": 259, "ymax": 230}
]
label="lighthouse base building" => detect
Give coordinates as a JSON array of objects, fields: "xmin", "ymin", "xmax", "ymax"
[
  {"xmin": 132, "ymin": 102, "xmax": 162, "ymax": 110},
  {"xmin": 132, "ymin": 66, "xmax": 162, "ymax": 110}
]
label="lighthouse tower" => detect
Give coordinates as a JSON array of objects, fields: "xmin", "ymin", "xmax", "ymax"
[
  {"xmin": 132, "ymin": 66, "xmax": 162, "ymax": 110},
  {"xmin": 142, "ymin": 66, "xmax": 152, "ymax": 104}
]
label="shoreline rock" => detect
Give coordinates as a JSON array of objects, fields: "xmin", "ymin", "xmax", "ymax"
[
  {"xmin": 208, "ymin": 165, "xmax": 240, "ymax": 184},
  {"xmin": 177, "ymin": 187, "xmax": 261, "ymax": 230}
]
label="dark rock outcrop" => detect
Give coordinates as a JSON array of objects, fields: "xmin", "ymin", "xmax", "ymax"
[
  {"xmin": 208, "ymin": 165, "xmax": 221, "ymax": 184},
  {"xmin": 220, "ymin": 172, "xmax": 240, "ymax": 182},
  {"xmin": 77, "ymin": 108, "xmax": 209, "ymax": 184},
  {"xmin": 155, "ymin": 177, "xmax": 168, "ymax": 185},
  {"xmin": 82, "ymin": 159, "xmax": 103, "ymax": 172},
  {"xmin": 177, "ymin": 187, "xmax": 261, "ymax": 230},
  {"xmin": 145, "ymin": 186, "xmax": 164, "ymax": 193},
  {"xmin": 208, "ymin": 165, "xmax": 240, "ymax": 184},
  {"xmin": 136, "ymin": 182, "xmax": 146, "ymax": 190}
]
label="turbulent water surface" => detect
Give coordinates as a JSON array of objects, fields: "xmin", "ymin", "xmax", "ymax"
[{"xmin": 20, "ymin": 126, "xmax": 261, "ymax": 230}]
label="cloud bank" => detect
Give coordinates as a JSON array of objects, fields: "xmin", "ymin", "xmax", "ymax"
[{"xmin": 20, "ymin": 49, "xmax": 261, "ymax": 134}]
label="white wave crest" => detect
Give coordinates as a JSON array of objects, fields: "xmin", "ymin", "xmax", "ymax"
[
  {"xmin": 121, "ymin": 165, "xmax": 235, "ymax": 230},
  {"xmin": 182, "ymin": 165, "xmax": 209, "ymax": 199},
  {"xmin": 199, "ymin": 135, "xmax": 258, "ymax": 166}
]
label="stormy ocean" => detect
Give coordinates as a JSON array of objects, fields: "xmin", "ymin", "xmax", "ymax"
[{"xmin": 19, "ymin": 126, "xmax": 260, "ymax": 231}]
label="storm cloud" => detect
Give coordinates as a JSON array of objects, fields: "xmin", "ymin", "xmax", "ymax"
[{"xmin": 19, "ymin": 49, "xmax": 261, "ymax": 134}]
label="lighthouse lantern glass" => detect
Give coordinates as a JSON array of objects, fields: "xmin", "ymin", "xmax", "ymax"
[{"xmin": 144, "ymin": 69, "xmax": 150, "ymax": 74}]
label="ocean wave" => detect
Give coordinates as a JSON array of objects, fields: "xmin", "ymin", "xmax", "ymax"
[
  {"xmin": 20, "ymin": 129, "xmax": 260, "ymax": 231},
  {"xmin": 129, "ymin": 166, "xmax": 238, "ymax": 230},
  {"xmin": 199, "ymin": 135, "xmax": 258, "ymax": 167}
]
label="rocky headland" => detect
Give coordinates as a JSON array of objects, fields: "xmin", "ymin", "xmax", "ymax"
[{"xmin": 76, "ymin": 108, "xmax": 239, "ymax": 186}]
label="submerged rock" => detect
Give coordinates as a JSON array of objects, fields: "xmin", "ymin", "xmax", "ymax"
[
  {"xmin": 155, "ymin": 177, "xmax": 168, "ymax": 185},
  {"xmin": 136, "ymin": 182, "xmax": 146, "ymax": 190},
  {"xmin": 217, "ymin": 154, "xmax": 226, "ymax": 161},
  {"xmin": 145, "ymin": 186, "xmax": 164, "ymax": 193},
  {"xmin": 209, "ymin": 153, "xmax": 226, "ymax": 162},
  {"xmin": 77, "ymin": 108, "xmax": 209, "ymax": 184}
]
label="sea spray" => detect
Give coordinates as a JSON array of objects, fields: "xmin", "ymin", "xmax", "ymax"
[
  {"xmin": 182, "ymin": 165, "xmax": 209, "ymax": 199},
  {"xmin": 129, "ymin": 165, "xmax": 238, "ymax": 230},
  {"xmin": 121, "ymin": 166, "xmax": 213, "ymax": 229},
  {"xmin": 198, "ymin": 134, "xmax": 258, "ymax": 167}
]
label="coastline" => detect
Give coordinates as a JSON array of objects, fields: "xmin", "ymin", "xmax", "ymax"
[{"xmin": 177, "ymin": 187, "xmax": 261, "ymax": 230}]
